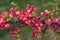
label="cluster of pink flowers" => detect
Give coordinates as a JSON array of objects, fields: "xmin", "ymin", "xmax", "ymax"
[
  {"xmin": 10, "ymin": 28, "xmax": 21, "ymax": 36},
  {"xmin": 0, "ymin": 11, "xmax": 11, "ymax": 30},
  {"xmin": 0, "ymin": 5, "xmax": 60, "ymax": 38}
]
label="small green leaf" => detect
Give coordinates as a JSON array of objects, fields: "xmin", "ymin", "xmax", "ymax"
[
  {"xmin": 11, "ymin": 1, "xmax": 17, "ymax": 7},
  {"xmin": 4, "ymin": 13, "xmax": 9, "ymax": 19},
  {"xmin": 31, "ymin": 11, "xmax": 36, "ymax": 17},
  {"xmin": 7, "ymin": 18, "xmax": 11, "ymax": 22}
]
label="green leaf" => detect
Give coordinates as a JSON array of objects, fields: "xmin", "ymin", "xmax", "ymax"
[{"xmin": 31, "ymin": 11, "xmax": 36, "ymax": 17}]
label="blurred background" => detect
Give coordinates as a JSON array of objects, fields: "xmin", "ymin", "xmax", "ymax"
[{"xmin": 0, "ymin": 0, "xmax": 60, "ymax": 40}]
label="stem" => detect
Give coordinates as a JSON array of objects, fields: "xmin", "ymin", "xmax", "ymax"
[
  {"xmin": 9, "ymin": 19, "xmax": 24, "ymax": 24},
  {"xmin": 15, "ymin": 33, "xmax": 21, "ymax": 40}
]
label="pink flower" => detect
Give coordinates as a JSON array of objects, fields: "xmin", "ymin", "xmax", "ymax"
[
  {"xmin": 44, "ymin": 10, "xmax": 50, "ymax": 15},
  {"xmin": 40, "ymin": 12, "xmax": 45, "ymax": 16},
  {"xmin": 10, "ymin": 28, "xmax": 21, "ymax": 36},
  {"xmin": 9, "ymin": 8, "xmax": 16, "ymax": 18},
  {"xmin": 9, "ymin": 8, "xmax": 15, "ymax": 13},
  {"xmin": 24, "ymin": 19, "xmax": 32, "ymax": 26},
  {"xmin": 0, "ymin": 17, "xmax": 4, "ymax": 24},
  {"xmin": 16, "ymin": 28, "xmax": 21, "ymax": 33},
  {"xmin": 5, "ymin": 23, "xmax": 10, "ymax": 28},
  {"xmin": 18, "ymin": 23, "xmax": 22, "ymax": 28},
  {"xmin": 50, "ymin": 16, "xmax": 59, "ymax": 22},
  {"xmin": 0, "ymin": 23, "xmax": 5, "ymax": 30},
  {"xmin": 15, "ymin": 9, "xmax": 20, "ymax": 15},
  {"xmin": 26, "ymin": 5, "xmax": 37, "ymax": 13},
  {"xmin": 40, "ymin": 10, "xmax": 50, "ymax": 16},
  {"xmin": 10, "ymin": 28, "xmax": 16, "ymax": 36},
  {"xmin": 45, "ymin": 19, "xmax": 51, "ymax": 25},
  {"xmin": 33, "ymin": 6, "xmax": 37, "ymax": 12},
  {"xmin": 1, "ymin": 11, "xmax": 8, "ymax": 18},
  {"xmin": 9, "ymin": 13, "xmax": 14, "ymax": 18},
  {"xmin": 32, "ymin": 29, "xmax": 38, "ymax": 37}
]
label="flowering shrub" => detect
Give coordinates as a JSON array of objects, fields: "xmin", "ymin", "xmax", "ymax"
[{"xmin": 0, "ymin": 5, "xmax": 60, "ymax": 39}]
